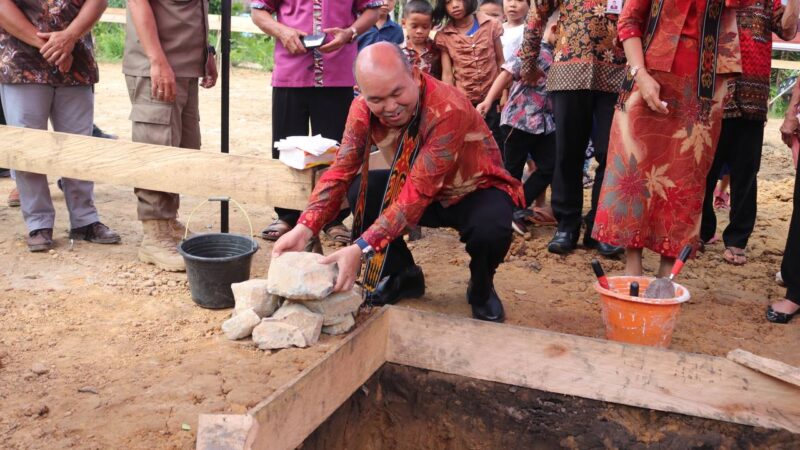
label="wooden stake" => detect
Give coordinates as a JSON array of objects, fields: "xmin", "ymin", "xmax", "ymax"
[{"xmin": 727, "ymin": 348, "xmax": 800, "ymax": 389}]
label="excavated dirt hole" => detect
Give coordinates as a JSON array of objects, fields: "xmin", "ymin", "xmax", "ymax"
[{"xmin": 302, "ymin": 364, "xmax": 798, "ymax": 449}]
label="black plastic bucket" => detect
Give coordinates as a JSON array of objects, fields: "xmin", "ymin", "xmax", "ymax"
[{"xmin": 178, "ymin": 233, "xmax": 259, "ymax": 309}]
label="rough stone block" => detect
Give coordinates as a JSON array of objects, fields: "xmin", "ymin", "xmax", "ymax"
[
  {"xmin": 231, "ymin": 279, "xmax": 281, "ymax": 318},
  {"xmin": 221, "ymin": 309, "xmax": 261, "ymax": 340},
  {"xmin": 321, "ymin": 312, "xmax": 354, "ymax": 327},
  {"xmin": 251, "ymin": 320, "xmax": 307, "ymax": 350},
  {"xmin": 267, "ymin": 252, "xmax": 337, "ymax": 300},
  {"xmin": 267, "ymin": 302, "xmax": 324, "ymax": 346},
  {"xmin": 322, "ymin": 314, "xmax": 356, "ymax": 335},
  {"xmin": 302, "ymin": 288, "xmax": 362, "ymax": 320}
]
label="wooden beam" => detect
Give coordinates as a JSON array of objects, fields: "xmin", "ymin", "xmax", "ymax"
[
  {"xmin": 384, "ymin": 307, "xmax": 800, "ymax": 434},
  {"xmin": 727, "ymin": 349, "xmax": 800, "ymax": 389},
  {"xmin": 772, "ymin": 59, "xmax": 800, "ymax": 71},
  {"xmin": 100, "ymin": 8, "xmax": 265, "ymax": 35},
  {"xmin": 244, "ymin": 309, "xmax": 392, "ymax": 450},
  {"xmin": 0, "ymin": 126, "xmax": 314, "ymax": 210}
]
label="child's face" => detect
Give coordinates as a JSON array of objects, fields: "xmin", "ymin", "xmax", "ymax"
[
  {"xmin": 503, "ymin": 0, "xmax": 529, "ymax": 23},
  {"xmin": 479, "ymin": 3, "xmax": 503, "ymax": 20},
  {"xmin": 445, "ymin": 0, "xmax": 467, "ymax": 20},
  {"xmin": 403, "ymin": 13, "xmax": 433, "ymax": 45}
]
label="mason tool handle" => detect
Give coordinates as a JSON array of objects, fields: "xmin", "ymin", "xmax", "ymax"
[
  {"xmin": 629, "ymin": 281, "xmax": 639, "ymax": 297},
  {"xmin": 669, "ymin": 244, "xmax": 693, "ymax": 280},
  {"xmin": 591, "ymin": 259, "xmax": 610, "ymax": 290}
]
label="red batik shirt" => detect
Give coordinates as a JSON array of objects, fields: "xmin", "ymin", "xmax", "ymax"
[{"xmin": 297, "ymin": 72, "xmax": 525, "ymax": 251}]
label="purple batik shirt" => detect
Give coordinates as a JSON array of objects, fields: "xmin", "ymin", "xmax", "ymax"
[{"xmin": 250, "ymin": 0, "xmax": 384, "ymax": 88}]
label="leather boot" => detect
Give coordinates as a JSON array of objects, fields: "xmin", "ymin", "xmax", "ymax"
[
  {"xmin": 139, "ymin": 220, "xmax": 186, "ymax": 272},
  {"xmin": 166, "ymin": 218, "xmax": 193, "ymax": 242}
]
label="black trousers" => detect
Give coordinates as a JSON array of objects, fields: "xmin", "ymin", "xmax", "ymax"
[
  {"xmin": 551, "ymin": 90, "xmax": 616, "ymax": 236},
  {"xmin": 479, "ymin": 100, "xmax": 505, "ymax": 151},
  {"xmin": 347, "ymin": 170, "xmax": 514, "ymax": 304},
  {"xmin": 272, "ymin": 87, "xmax": 353, "ymax": 226},
  {"xmin": 503, "ymin": 127, "xmax": 556, "ymax": 206},
  {"xmin": 700, "ymin": 117, "xmax": 763, "ymax": 248}
]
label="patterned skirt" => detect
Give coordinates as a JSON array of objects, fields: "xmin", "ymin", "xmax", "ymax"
[{"xmin": 592, "ymin": 71, "xmax": 728, "ymax": 258}]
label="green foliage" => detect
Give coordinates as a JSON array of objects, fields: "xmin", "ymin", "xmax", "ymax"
[
  {"xmin": 93, "ymin": 23, "xmax": 127, "ymax": 62},
  {"xmin": 108, "ymin": 0, "xmax": 126, "ymax": 8}
]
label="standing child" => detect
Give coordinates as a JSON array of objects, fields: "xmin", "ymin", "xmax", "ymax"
[
  {"xmin": 357, "ymin": 0, "xmax": 404, "ymax": 51},
  {"xmin": 433, "ymin": 0, "xmax": 504, "ymax": 146},
  {"xmin": 401, "ymin": 0, "xmax": 442, "ymax": 79},
  {"xmin": 477, "ymin": 12, "xmax": 557, "ymax": 234},
  {"xmin": 500, "ymin": 0, "xmax": 529, "ymax": 60}
]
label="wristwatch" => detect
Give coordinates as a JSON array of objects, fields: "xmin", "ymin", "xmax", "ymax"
[
  {"xmin": 628, "ymin": 65, "xmax": 642, "ymax": 79},
  {"xmin": 354, "ymin": 237, "xmax": 375, "ymax": 259},
  {"xmin": 349, "ymin": 26, "xmax": 359, "ymax": 42}
]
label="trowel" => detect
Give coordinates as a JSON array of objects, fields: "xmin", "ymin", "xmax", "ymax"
[{"xmin": 643, "ymin": 244, "xmax": 692, "ymax": 299}]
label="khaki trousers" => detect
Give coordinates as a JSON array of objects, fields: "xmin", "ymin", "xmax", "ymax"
[{"xmin": 126, "ymin": 75, "xmax": 201, "ymax": 220}]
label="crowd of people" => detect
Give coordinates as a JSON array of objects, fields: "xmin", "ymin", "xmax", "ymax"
[{"xmin": 1, "ymin": 0, "xmax": 800, "ymax": 324}]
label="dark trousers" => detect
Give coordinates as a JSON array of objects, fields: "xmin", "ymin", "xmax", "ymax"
[
  {"xmin": 480, "ymin": 100, "xmax": 505, "ymax": 151},
  {"xmin": 551, "ymin": 90, "xmax": 616, "ymax": 236},
  {"xmin": 347, "ymin": 170, "xmax": 514, "ymax": 304},
  {"xmin": 783, "ymin": 164, "xmax": 800, "ymax": 306},
  {"xmin": 272, "ymin": 87, "xmax": 353, "ymax": 226},
  {"xmin": 503, "ymin": 127, "xmax": 556, "ymax": 206},
  {"xmin": 700, "ymin": 117, "xmax": 763, "ymax": 248}
]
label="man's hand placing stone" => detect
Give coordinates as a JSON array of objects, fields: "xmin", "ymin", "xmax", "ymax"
[
  {"xmin": 320, "ymin": 245, "xmax": 361, "ymax": 292},
  {"xmin": 272, "ymin": 224, "xmax": 313, "ymax": 258}
]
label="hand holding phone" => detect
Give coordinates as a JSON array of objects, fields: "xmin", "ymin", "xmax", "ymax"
[{"xmin": 303, "ymin": 33, "xmax": 326, "ymax": 50}]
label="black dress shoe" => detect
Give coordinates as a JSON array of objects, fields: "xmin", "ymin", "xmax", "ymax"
[
  {"xmin": 547, "ymin": 231, "xmax": 578, "ymax": 254},
  {"xmin": 766, "ymin": 305, "xmax": 798, "ymax": 324},
  {"xmin": 365, "ymin": 264, "xmax": 425, "ymax": 306},
  {"xmin": 467, "ymin": 285, "xmax": 505, "ymax": 323},
  {"xmin": 584, "ymin": 236, "xmax": 624, "ymax": 257}
]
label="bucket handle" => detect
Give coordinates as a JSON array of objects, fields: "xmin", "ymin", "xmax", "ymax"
[{"xmin": 183, "ymin": 196, "xmax": 256, "ymax": 251}]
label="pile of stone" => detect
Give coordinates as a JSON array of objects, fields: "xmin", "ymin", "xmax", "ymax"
[{"xmin": 221, "ymin": 252, "xmax": 362, "ymax": 350}]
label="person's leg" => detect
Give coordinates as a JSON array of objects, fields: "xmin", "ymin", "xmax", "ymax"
[
  {"xmin": 770, "ymin": 161, "xmax": 800, "ymax": 321},
  {"xmin": 700, "ymin": 119, "xmax": 733, "ymax": 244},
  {"xmin": 50, "ymin": 85, "xmax": 101, "ymax": 229},
  {"xmin": 483, "ymin": 100, "xmax": 505, "ymax": 151},
  {"xmin": 503, "ymin": 127, "xmax": 531, "ymax": 183},
  {"xmin": 272, "ymin": 87, "xmax": 312, "ymax": 227},
  {"xmin": 0, "ymin": 84, "xmax": 56, "ymax": 233},
  {"xmin": 524, "ymin": 131, "xmax": 556, "ymax": 205},
  {"xmin": 549, "ymin": 90, "xmax": 594, "ymax": 248},
  {"xmin": 310, "ymin": 87, "xmax": 354, "ymax": 235},
  {"xmin": 723, "ymin": 118, "xmax": 763, "ymax": 252},
  {"xmin": 127, "ymin": 75, "xmax": 184, "ymax": 220},
  {"xmin": 584, "ymin": 92, "xmax": 619, "ymax": 244}
]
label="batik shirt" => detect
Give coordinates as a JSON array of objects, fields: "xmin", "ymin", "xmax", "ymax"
[
  {"xmin": 298, "ymin": 72, "xmax": 525, "ymax": 251},
  {"xmin": 0, "ymin": 0, "xmax": 98, "ymax": 86},
  {"xmin": 725, "ymin": 0, "xmax": 795, "ymax": 121},
  {"xmin": 250, "ymin": 0, "xmax": 384, "ymax": 87},
  {"xmin": 401, "ymin": 39, "xmax": 442, "ymax": 79},
  {"xmin": 518, "ymin": 0, "xmax": 626, "ymax": 93},
  {"xmin": 501, "ymin": 41, "xmax": 555, "ymax": 135}
]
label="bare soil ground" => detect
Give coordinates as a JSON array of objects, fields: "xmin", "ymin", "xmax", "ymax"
[{"xmin": 0, "ymin": 63, "xmax": 798, "ymax": 449}]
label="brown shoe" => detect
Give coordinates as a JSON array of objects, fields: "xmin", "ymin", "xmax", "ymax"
[
  {"xmin": 27, "ymin": 228, "xmax": 54, "ymax": 252},
  {"xmin": 7, "ymin": 188, "xmax": 19, "ymax": 207},
  {"xmin": 139, "ymin": 220, "xmax": 186, "ymax": 272},
  {"xmin": 166, "ymin": 218, "xmax": 193, "ymax": 242},
  {"xmin": 69, "ymin": 221, "xmax": 121, "ymax": 244}
]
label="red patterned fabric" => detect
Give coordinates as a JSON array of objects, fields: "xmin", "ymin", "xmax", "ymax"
[
  {"xmin": 297, "ymin": 72, "xmax": 525, "ymax": 251},
  {"xmin": 593, "ymin": 71, "xmax": 729, "ymax": 257}
]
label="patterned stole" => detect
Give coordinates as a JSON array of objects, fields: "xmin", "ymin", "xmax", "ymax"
[
  {"xmin": 618, "ymin": 0, "xmax": 725, "ymax": 115},
  {"xmin": 352, "ymin": 78, "xmax": 427, "ymax": 297}
]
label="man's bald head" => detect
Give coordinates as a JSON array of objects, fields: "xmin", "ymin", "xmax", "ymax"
[
  {"xmin": 355, "ymin": 42, "xmax": 419, "ymax": 128},
  {"xmin": 354, "ymin": 42, "xmax": 412, "ymax": 86}
]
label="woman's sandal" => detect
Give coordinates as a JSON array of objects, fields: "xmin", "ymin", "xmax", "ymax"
[
  {"xmin": 529, "ymin": 206, "xmax": 557, "ymax": 226},
  {"xmin": 713, "ymin": 190, "xmax": 730, "ymax": 210},
  {"xmin": 260, "ymin": 219, "xmax": 292, "ymax": 241},
  {"xmin": 722, "ymin": 246, "xmax": 747, "ymax": 266},
  {"xmin": 766, "ymin": 304, "xmax": 799, "ymax": 324},
  {"xmin": 323, "ymin": 223, "xmax": 351, "ymax": 246}
]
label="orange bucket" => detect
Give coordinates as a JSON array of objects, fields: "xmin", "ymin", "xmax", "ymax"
[{"xmin": 594, "ymin": 276, "xmax": 690, "ymax": 348}]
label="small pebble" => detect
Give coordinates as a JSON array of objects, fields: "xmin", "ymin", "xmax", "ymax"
[{"xmin": 31, "ymin": 362, "xmax": 49, "ymax": 375}]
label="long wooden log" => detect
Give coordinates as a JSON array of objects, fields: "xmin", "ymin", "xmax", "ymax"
[
  {"xmin": 0, "ymin": 125, "xmax": 314, "ymax": 210},
  {"xmin": 727, "ymin": 348, "xmax": 800, "ymax": 389}
]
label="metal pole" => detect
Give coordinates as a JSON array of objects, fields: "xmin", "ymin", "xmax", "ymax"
[{"xmin": 220, "ymin": 0, "xmax": 231, "ymax": 233}]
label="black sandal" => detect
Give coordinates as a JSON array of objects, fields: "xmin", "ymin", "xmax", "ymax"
[{"xmin": 766, "ymin": 306, "xmax": 799, "ymax": 324}]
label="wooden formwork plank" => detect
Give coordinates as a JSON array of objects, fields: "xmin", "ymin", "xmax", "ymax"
[
  {"xmin": 727, "ymin": 349, "xmax": 800, "ymax": 389},
  {"xmin": 384, "ymin": 307, "xmax": 800, "ymax": 433},
  {"xmin": 0, "ymin": 126, "xmax": 314, "ymax": 210},
  {"xmin": 244, "ymin": 309, "xmax": 391, "ymax": 450}
]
